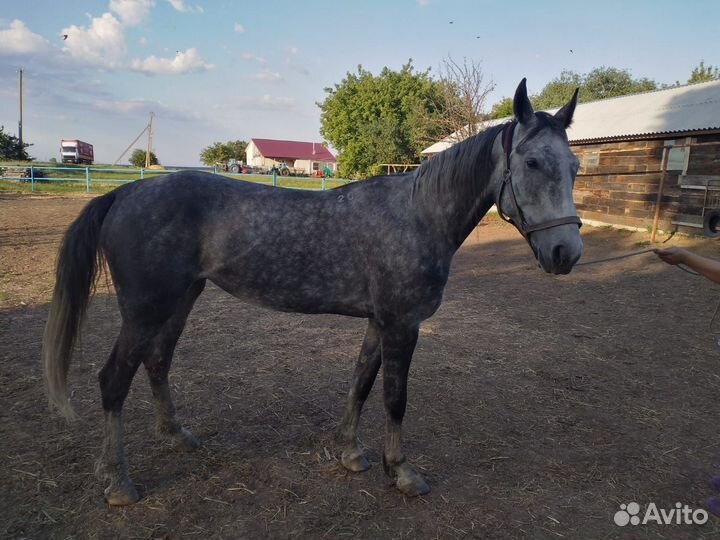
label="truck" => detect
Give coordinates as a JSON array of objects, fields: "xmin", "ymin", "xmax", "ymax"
[{"xmin": 60, "ymin": 139, "xmax": 94, "ymax": 164}]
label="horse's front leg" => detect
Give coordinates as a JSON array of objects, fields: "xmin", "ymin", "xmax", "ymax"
[
  {"xmin": 380, "ymin": 322, "xmax": 429, "ymax": 496},
  {"xmin": 337, "ymin": 320, "xmax": 381, "ymax": 472}
]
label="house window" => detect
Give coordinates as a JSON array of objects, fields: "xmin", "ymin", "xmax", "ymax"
[
  {"xmin": 583, "ymin": 152, "xmax": 599, "ymax": 168},
  {"xmin": 666, "ymin": 145, "xmax": 688, "ymax": 172},
  {"xmin": 312, "ymin": 162, "xmax": 320, "ymax": 171}
]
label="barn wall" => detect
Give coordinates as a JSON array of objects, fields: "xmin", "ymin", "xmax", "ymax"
[{"xmin": 572, "ymin": 133, "xmax": 720, "ymax": 232}]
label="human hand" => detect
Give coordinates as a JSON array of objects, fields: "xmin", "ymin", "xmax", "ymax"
[{"xmin": 655, "ymin": 247, "xmax": 690, "ymax": 265}]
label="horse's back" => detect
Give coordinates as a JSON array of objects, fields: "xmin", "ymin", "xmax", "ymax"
[{"xmin": 98, "ymin": 171, "xmax": 415, "ymax": 317}]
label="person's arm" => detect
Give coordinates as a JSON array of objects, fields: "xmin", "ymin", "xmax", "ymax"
[{"xmin": 656, "ymin": 247, "xmax": 720, "ymax": 284}]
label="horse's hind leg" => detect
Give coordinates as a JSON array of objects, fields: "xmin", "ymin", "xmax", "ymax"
[
  {"xmin": 144, "ymin": 279, "xmax": 205, "ymax": 450},
  {"xmin": 337, "ymin": 320, "xmax": 381, "ymax": 472},
  {"xmin": 97, "ymin": 321, "xmax": 164, "ymax": 505},
  {"xmin": 96, "ymin": 282, "xmax": 201, "ymax": 506}
]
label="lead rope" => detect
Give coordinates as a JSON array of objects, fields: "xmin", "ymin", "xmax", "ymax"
[
  {"xmin": 577, "ymin": 248, "xmax": 720, "ymax": 337},
  {"xmin": 577, "ymin": 248, "xmax": 700, "ymax": 275}
]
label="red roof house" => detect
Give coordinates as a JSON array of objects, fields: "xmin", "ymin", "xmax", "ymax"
[{"xmin": 246, "ymin": 138, "xmax": 336, "ymax": 174}]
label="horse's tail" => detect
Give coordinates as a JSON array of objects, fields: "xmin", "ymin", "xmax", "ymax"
[{"xmin": 42, "ymin": 192, "xmax": 117, "ymax": 420}]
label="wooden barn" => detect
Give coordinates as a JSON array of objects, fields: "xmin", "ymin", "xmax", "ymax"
[{"xmin": 423, "ymin": 80, "xmax": 720, "ymax": 235}]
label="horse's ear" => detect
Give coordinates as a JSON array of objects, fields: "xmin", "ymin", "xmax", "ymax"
[
  {"xmin": 513, "ymin": 78, "xmax": 534, "ymax": 124},
  {"xmin": 554, "ymin": 87, "xmax": 579, "ymax": 129}
]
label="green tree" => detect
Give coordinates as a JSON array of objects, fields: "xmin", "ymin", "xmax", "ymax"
[
  {"xmin": 489, "ymin": 97, "xmax": 513, "ymax": 119},
  {"xmin": 535, "ymin": 67, "xmax": 657, "ymax": 110},
  {"xmin": 582, "ymin": 67, "xmax": 656, "ymax": 100},
  {"xmin": 532, "ymin": 70, "xmax": 584, "ymax": 110},
  {"xmin": 0, "ymin": 125, "xmax": 31, "ymax": 161},
  {"xmin": 489, "ymin": 67, "xmax": 658, "ymax": 117},
  {"xmin": 129, "ymin": 148, "xmax": 159, "ymax": 168},
  {"xmin": 200, "ymin": 140, "xmax": 248, "ymax": 166},
  {"xmin": 318, "ymin": 61, "xmax": 449, "ymax": 178},
  {"xmin": 688, "ymin": 60, "xmax": 720, "ymax": 83}
]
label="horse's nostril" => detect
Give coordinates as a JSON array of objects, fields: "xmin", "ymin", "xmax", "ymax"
[{"xmin": 552, "ymin": 244, "xmax": 566, "ymax": 266}]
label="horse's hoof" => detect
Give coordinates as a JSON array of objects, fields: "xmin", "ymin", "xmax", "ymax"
[
  {"xmin": 385, "ymin": 459, "xmax": 430, "ymax": 497},
  {"xmin": 396, "ymin": 471, "xmax": 430, "ymax": 497},
  {"xmin": 105, "ymin": 483, "xmax": 140, "ymax": 506},
  {"xmin": 172, "ymin": 428, "xmax": 200, "ymax": 451},
  {"xmin": 341, "ymin": 449, "xmax": 370, "ymax": 472}
]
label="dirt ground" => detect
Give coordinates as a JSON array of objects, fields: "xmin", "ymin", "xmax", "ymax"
[{"xmin": 2, "ymin": 192, "xmax": 720, "ymax": 539}]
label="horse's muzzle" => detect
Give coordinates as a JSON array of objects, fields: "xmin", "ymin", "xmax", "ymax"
[{"xmin": 532, "ymin": 229, "xmax": 583, "ymax": 275}]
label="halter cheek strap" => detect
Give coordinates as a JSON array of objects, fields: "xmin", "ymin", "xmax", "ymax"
[{"xmin": 496, "ymin": 121, "xmax": 582, "ymax": 242}]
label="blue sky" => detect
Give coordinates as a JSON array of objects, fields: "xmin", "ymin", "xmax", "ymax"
[{"xmin": 1, "ymin": 0, "xmax": 718, "ymax": 166}]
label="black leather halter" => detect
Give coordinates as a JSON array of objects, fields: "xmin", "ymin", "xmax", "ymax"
[{"xmin": 496, "ymin": 121, "xmax": 582, "ymax": 243}]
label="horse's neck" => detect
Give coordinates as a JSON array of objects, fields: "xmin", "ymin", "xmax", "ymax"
[{"xmin": 414, "ymin": 138, "xmax": 499, "ymax": 250}]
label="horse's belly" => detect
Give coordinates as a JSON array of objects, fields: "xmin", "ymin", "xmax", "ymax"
[{"xmin": 207, "ymin": 272, "xmax": 373, "ymax": 318}]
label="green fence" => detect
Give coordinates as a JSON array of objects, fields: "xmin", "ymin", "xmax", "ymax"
[{"xmin": 0, "ymin": 165, "xmax": 355, "ymax": 194}]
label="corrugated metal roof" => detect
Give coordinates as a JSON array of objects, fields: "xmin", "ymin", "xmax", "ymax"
[
  {"xmin": 251, "ymin": 138, "xmax": 336, "ymax": 162},
  {"xmin": 564, "ymin": 79, "xmax": 720, "ymax": 142},
  {"xmin": 421, "ymin": 79, "xmax": 720, "ymax": 153}
]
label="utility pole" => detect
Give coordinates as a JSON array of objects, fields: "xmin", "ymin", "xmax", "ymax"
[
  {"xmin": 112, "ymin": 112, "xmax": 155, "ymax": 166},
  {"xmin": 18, "ymin": 68, "xmax": 23, "ymax": 160},
  {"xmin": 145, "ymin": 112, "xmax": 154, "ymax": 168}
]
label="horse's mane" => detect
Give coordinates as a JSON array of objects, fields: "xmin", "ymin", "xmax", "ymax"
[
  {"xmin": 410, "ymin": 112, "xmax": 566, "ymax": 207},
  {"xmin": 410, "ymin": 122, "xmax": 508, "ymax": 207}
]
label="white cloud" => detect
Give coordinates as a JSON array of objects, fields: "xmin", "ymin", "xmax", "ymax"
[
  {"xmin": 167, "ymin": 0, "xmax": 203, "ymax": 13},
  {"xmin": 109, "ymin": 0, "xmax": 154, "ymax": 26},
  {"xmin": 130, "ymin": 47, "xmax": 213, "ymax": 75},
  {"xmin": 139, "ymin": 36, "xmax": 148, "ymax": 45},
  {"xmin": 93, "ymin": 98, "xmax": 148, "ymax": 113},
  {"xmin": 0, "ymin": 20, "xmax": 51, "ymax": 56},
  {"xmin": 249, "ymin": 70, "xmax": 282, "ymax": 82},
  {"xmin": 234, "ymin": 23, "xmax": 245, "ymax": 33},
  {"xmin": 62, "ymin": 13, "xmax": 127, "ymax": 68},
  {"xmin": 224, "ymin": 94, "xmax": 295, "ymax": 111},
  {"xmin": 289, "ymin": 47, "xmax": 298, "ymax": 55},
  {"xmin": 417, "ymin": 0, "xmax": 432, "ymax": 5},
  {"xmin": 241, "ymin": 52, "xmax": 266, "ymax": 65}
]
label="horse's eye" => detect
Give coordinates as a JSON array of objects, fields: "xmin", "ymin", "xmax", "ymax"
[{"xmin": 525, "ymin": 158, "xmax": 539, "ymax": 169}]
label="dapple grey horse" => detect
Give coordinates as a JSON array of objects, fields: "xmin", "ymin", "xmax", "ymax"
[{"xmin": 43, "ymin": 79, "xmax": 582, "ymax": 505}]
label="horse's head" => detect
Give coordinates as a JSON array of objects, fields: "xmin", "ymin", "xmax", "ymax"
[{"xmin": 495, "ymin": 79, "xmax": 583, "ymax": 275}]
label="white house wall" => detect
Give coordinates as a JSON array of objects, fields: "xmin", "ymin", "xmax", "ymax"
[
  {"xmin": 246, "ymin": 141, "xmax": 266, "ymax": 168},
  {"xmin": 293, "ymin": 159, "xmax": 337, "ymax": 174}
]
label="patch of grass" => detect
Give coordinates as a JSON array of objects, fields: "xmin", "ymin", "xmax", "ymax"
[
  {"xmin": 1, "ymin": 161, "xmax": 354, "ymax": 191},
  {"xmin": 633, "ymin": 240, "xmax": 652, "ymax": 248},
  {"xmin": 0, "ymin": 169, "xmax": 354, "ymax": 195}
]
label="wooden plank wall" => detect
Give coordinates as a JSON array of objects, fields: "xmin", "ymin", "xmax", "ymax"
[{"xmin": 572, "ymin": 133, "xmax": 720, "ymax": 231}]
